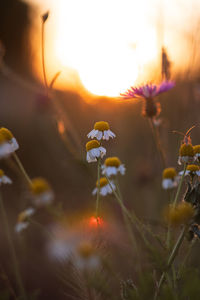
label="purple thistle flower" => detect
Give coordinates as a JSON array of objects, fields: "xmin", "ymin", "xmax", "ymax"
[{"xmin": 120, "ymin": 81, "xmax": 175, "ymax": 99}]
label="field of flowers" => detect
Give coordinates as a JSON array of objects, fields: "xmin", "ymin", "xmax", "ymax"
[{"xmin": 1, "ymin": 1, "xmax": 200, "ymax": 300}]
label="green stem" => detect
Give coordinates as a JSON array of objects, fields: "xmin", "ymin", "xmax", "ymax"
[
  {"xmin": 0, "ymin": 192, "xmax": 26, "ymax": 299},
  {"xmin": 154, "ymin": 225, "xmax": 187, "ymax": 300},
  {"xmin": 12, "ymin": 153, "xmax": 32, "ymax": 186},
  {"xmin": 173, "ymin": 163, "xmax": 187, "ymax": 207},
  {"xmin": 95, "ymin": 158, "xmax": 101, "ymax": 220}
]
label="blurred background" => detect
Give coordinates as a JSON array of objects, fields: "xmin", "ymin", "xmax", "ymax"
[{"xmin": 1, "ymin": 0, "xmax": 200, "ymax": 299}]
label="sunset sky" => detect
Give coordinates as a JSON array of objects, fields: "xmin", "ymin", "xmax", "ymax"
[{"xmin": 26, "ymin": 0, "xmax": 200, "ymax": 97}]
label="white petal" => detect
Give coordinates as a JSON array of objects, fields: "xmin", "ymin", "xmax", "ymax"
[
  {"xmin": 2, "ymin": 175, "xmax": 12, "ymax": 184},
  {"xmin": 103, "ymin": 130, "xmax": 109, "ymax": 140},
  {"xmin": 96, "ymin": 131, "xmax": 103, "ymax": 140},
  {"xmin": 118, "ymin": 164, "xmax": 126, "ymax": 175},
  {"xmin": 15, "ymin": 222, "xmax": 29, "ymax": 233},
  {"xmin": 162, "ymin": 179, "xmax": 174, "ymax": 189},
  {"xmin": 87, "ymin": 129, "xmax": 96, "ymax": 139},
  {"xmin": 92, "ymin": 188, "xmax": 97, "ymax": 195}
]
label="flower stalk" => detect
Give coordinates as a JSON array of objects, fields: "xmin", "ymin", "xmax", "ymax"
[
  {"xmin": 0, "ymin": 192, "xmax": 26, "ymax": 299},
  {"xmin": 12, "ymin": 153, "xmax": 32, "ymax": 185},
  {"xmin": 154, "ymin": 225, "xmax": 188, "ymax": 300}
]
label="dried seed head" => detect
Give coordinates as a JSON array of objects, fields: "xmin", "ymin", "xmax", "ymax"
[
  {"xmin": 142, "ymin": 99, "xmax": 161, "ymax": 118},
  {"xmin": 42, "ymin": 11, "xmax": 49, "ymax": 23}
]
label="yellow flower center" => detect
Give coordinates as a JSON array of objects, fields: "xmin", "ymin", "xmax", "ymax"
[
  {"xmin": 0, "ymin": 169, "xmax": 4, "ymax": 177},
  {"xmin": 186, "ymin": 164, "xmax": 199, "ymax": 172},
  {"xmin": 18, "ymin": 211, "xmax": 28, "ymax": 223},
  {"xmin": 86, "ymin": 140, "xmax": 100, "ymax": 151},
  {"xmin": 0, "ymin": 133, "xmax": 7, "ymax": 145},
  {"xmin": 165, "ymin": 202, "xmax": 194, "ymax": 226},
  {"xmin": 78, "ymin": 241, "xmax": 95, "ymax": 258},
  {"xmin": 94, "ymin": 121, "xmax": 109, "ymax": 131},
  {"xmin": 105, "ymin": 157, "xmax": 121, "ymax": 167},
  {"xmin": 162, "ymin": 167, "xmax": 176, "ymax": 179},
  {"xmin": 96, "ymin": 177, "xmax": 108, "ymax": 187},
  {"xmin": 193, "ymin": 145, "xmax": 200, "ymax": 154},
  {"xmin": 179, "ymin": 143, "xmax": 194, "ymax": 157},
  {"xmin": 30, "ymin": 177, "xmax": 50, "ymax": 195},
  {"xmin": 0, "ymin": 127, "xmax": 14, "ymax": 141}
]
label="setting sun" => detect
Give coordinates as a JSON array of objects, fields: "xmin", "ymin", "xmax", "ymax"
[{"xmin": 54, "ymin": 0, "xmax": 158, "ymax": 96}]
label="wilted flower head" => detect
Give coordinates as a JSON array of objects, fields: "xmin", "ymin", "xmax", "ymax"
[
  {"xmin": 30, "ymin": 177, "xmax": 54, "ymax": 207},
  {"xmin": 102, "ymin": 157, "xmax": 126, "ymax": 177},
  {"xmin": 92, "ymin": 177, "xmax": 116, "ymax": 196},
  {"xmin": 164, "ymin": 202, "xmax": 194, "ymax": 227},
  {"xmin": 15, "ymin": 207, "xmax": 35, "ymax": 233},
  {"xmin": 86, "ymin": 140, "xmax": 106, "ymax": 163},
  {"xmin": 179, "ymin": 164, "xmax": 200, "ymax": 178},
  {"xmin": 120, "ymin": 81, "xmax": 175, "ymax": 99},
  {"xmin": 162, "ymin": 167, "xmax": 178, "ymax": 189},
  {"xmin": 0, "ymin": 127, "xmax": 19, "ymax": 156},
  {"xmin": 87, "ymin": 121, "xmax": 116, "ymax": 141},
  {"xmin": 0, "ymin": 169, "xmax": 12, "ymax": 185}
]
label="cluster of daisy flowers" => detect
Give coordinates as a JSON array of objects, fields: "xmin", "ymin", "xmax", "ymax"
[
  {"xmin": 0, "ymin": 127, "xmax": 54, "ymax": 233},
  {"xmin": 86, "ymin": 121, "xmax": 125, "ymax": 197},
  {"xmin": 162, "ymin": 131, "xmax": 200, "ymax": 233}
]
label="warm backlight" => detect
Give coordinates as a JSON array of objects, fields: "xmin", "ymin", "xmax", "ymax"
[{"xmin": 54, "ymin": 0, "xmax": 157, "ymax": 97}]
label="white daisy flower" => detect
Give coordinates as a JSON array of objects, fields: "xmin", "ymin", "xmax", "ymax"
[
  {"xmin": 74, "ymin": 240, "xmax": 100, "ymax": 270},
  {"xmin": 193, "ymin": 145, "xmax": 200, "ymax": 161},
  {"xmin": 0, "ymin": 169, "xmax": 12, "ymax": 185},
  {"xmin": 179, "ymin": 164, "xmax": 200, "ymax": 177},
  {"xmin": 178, "ymin": 143, "xmax": 194, "ymax": 165},
  {"xmin": 102, "ymin": 157, "xmax": 126, "ymax": 177},
  {"xmin": 87, "ymin": 121, "xmax": 116, "ymax": 141},
  {"xmin": 0, "ymin": 127, "xmax": 19, "ymax": 155},
  {"xmin": 30, "ymin": 177, "xmax": 54, "ymax": 207},
  {"xmin": 86, "ymin": 140, "xmax": 106, "ymax": 163},
  {"xmin": 15, "ymin": 207, "xmax": 35, "ymax": 233},
  {"xmin": 92, "ymin": 177, "xmax": 116, "ymax": 196},
  {"xmin": 162, "ymin": 167, "xmax": 178, "ymax": 190}
]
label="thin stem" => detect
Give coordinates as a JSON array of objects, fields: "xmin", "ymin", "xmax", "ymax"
[
  {"xmin": 12, "ymin": 153, "xmax": 32, "ymax": 185},
  {"xmin": 154, "ymin": 225, "xmax": 187, "ymax": 300},
  {"xmin": 173, "ymin": 163, "xmax": 187, "ymax": 207},
  {"xmin": 105, "ymin": 175, "xmax": 153, "ymax": 251},
  {"xmin": 95, "ymin": 158, "xmax": 101, "ymax": 220},
  {"xmin": 113, "ymin": 178, "xmax": 141, "ymax": 271},
  {"xmin": 166, "ymin": 190, "xmax": 174, "ymax": 250},
  {"xmin": 149, "ymin": 118, "xmax": 166, "ymax": 169},
  {"xmin": 177, "ymin": 238, "xmax": 196, "ymax": 279},
  {"xmin": 41, "ymin": 21, "xmax": 48, "ymax": 92},
  {"xmin": 0, "ymin": 192, "xmax": 26, "ymax": 299}
]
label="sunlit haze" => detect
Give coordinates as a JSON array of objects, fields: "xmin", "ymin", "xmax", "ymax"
[{"xmin": 27, "ymin": 0, "xmax": 200, "ymax": 97}]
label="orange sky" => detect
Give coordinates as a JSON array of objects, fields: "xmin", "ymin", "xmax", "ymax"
[{"xmin": 26, "ymin": 0, "xmax": 200, "ymax": 97}]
